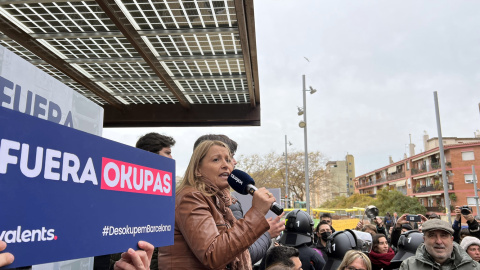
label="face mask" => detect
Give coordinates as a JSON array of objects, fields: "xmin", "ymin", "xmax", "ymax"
[{"xmin": 321, "ymin": 231, "xmax": 331, "ymax": 241}]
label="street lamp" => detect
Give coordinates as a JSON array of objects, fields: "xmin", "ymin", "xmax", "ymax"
[
  {"xmin": 298, "ymin": 74, "xmax": 316, "ymax": 214},
  {"xmin": 284, "ymin": 135, "xmax": 292, "ymax": 208}
]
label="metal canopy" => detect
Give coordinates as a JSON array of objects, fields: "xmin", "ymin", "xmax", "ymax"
[{"xmin": 0, "ymin": 0, "xmax": 260, "ymax": 127}]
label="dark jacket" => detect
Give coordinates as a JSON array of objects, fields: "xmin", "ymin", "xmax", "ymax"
[
  {"xmin": 314, "ymin": 240, "xmax": 328, "ymax": 263},
  {"xmin": 452, "ymin": 219, "xmax": 462, "ymax": 244},
  {"xmin": 399, "ymin": 242, "xmax": 480, "ymax": 270},
  {"xmin": 297, "ymin": 244, "xmax": 325, "ymax": 270},
  {"xmin": 468, "ymin": 219, "xmax": 480, "ymax": 239},
  {"xmin": 157, "ymin": 186, "xmax": 269, "ymax": 269}
]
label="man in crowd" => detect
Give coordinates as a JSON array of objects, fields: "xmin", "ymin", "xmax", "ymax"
[
  {"xmin": 279, "ymin": 210, "xmax": 325, "ymax": 270},
  {"xmin": 319, "ymin": 213, "xmax": 335, "ymax": 232},
  {"xmin": 425, "ymin": 212, "xmax": 441, "ymax": 220},
  {"xmin": 461, "ymin": 208, "xmax": 480, "ymax": 239},
  {"xmin": 135, "ymin": 132, "xmax": 176, "ymax": 158},
  {"xmin": 391, "ymin": 213, "xmax": 425, "ymax": 249},
  {"xmin": 313, "ymin": 221, "xmax": 331, "ymax": 262},
  {"xmin": 264, "ymin": 246, "xmax": 302, "ymax": 270},
  {"xmin": 393, "ymin": 212, "xmax": 398, "ymax": 225},
  {"xmin": 400, "ymin": 219, "xmax": 480, "ymax": 269}
]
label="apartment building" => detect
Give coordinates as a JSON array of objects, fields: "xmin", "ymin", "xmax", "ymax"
[
  {"xmin": 354, "ymin": 134, "xmax": 480, "ymax": 216},
  {"xmin": 315, "ymin": 154, "xmax": 355, "ymax": 205}
]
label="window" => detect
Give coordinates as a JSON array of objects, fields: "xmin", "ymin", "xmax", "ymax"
[
  {"xmin": 407, "ymin": 162, "xmax": 410, "ymax": 170},
  {"xmin": 467, "ymin": 197, "xmax": 480, "ymax": 206},
  {"xmin": 462, "ymin": 151, "xmax": 475, "ymax": 161},
  {"xmin": 465, "ymin": 174, "xmax": 478, "ymax": 184},
  {"xmin": 428, "ymin": 198, "xmax": 433, "ymax": 207}
]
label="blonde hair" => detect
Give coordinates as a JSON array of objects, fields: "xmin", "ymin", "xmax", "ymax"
[
  {"xmin": 337, "ymin": 250, "xmax": 372, "ymax": 270},
  {"xmin": 177, "ymin": 140, "xmax": 230, "ymax": 196}
]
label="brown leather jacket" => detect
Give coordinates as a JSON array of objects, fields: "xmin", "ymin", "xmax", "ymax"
[{"xmin": 158, "ymin": 186, "xmax": 269, "ymax": 269}]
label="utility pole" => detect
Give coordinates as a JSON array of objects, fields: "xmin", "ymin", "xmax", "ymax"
[{"xmin": 434, "ymin": 91, "xmax": 452, "ymax": 223}]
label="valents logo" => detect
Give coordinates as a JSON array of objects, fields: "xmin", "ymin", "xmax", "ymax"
[{"xmin": 0, "ymin": 226, "xmax": 56, "ymax": 243}]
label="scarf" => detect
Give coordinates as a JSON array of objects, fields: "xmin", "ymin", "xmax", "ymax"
[
  {"xmin": 369, "ymin": 247, "xmax": 395, "ymax": 268},
  {"xmin": 203, "ymin": 179, "xmax": 252, "ymax": 270}
]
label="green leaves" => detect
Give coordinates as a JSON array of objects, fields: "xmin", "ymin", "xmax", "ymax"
[{"xmin": 321, "ymin": 188, "xmax": 426, "ymax": 215}]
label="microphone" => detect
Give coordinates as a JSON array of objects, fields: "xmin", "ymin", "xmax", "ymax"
[{"xmin": 227, "ymin": 169, "xmax": 284, "ymax": 215}]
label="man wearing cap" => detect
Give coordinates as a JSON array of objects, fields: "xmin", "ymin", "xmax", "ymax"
[{"xmin": 400, "ymin": 219, "xmax": 480, "ymax": 269}]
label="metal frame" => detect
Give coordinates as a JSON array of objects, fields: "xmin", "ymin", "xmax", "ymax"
[{"xmin": 0, "ymin": 0, "xmax": 260, "ymax": 126}]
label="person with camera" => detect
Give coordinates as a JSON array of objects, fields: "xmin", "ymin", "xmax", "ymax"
[
  {"xmin": 458, "ymin": 206, "xmax": 480, "ymax": 240},
  {"xmin": 400, "ymin": 219, "xmax": 480, "ymax": 269},
  {"xmin": 373, "ymin": 216, "xmax": 388, "ymax": 237},
  {"xmin": 390, "ymin": 213, "xmax": 427, "ymax": 249},
  {"xmin": 453, "ymin": 206, "xmax": 464, "ymax": 243}
]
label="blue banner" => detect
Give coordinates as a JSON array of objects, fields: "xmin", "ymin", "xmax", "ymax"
[{"xmin": 0, "ymin": 107, "xmax": 175, "ymax": 268}]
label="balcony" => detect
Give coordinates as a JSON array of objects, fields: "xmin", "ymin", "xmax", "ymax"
[
  {"xmin": 376, "ymin": 177, "xmax": 387, "ymax": 184},
  {"xmin": 430, "ymin": 162, "xmax": 440, "ymax": 170},
  {"xmin": 411, "ymin": 162, "xmax": 452, "ymax": 176},
  {"xmin": 387, "ymin": 171, "xmax": 405, "ymax": 181},
  {"xmin": 414, "ymin": 182, "xmax": 454, "ymax": 194},
  {"xmin": 356, "ymin": 177, "xmax": 388, "ymax": 188},
  {"xmin": 416, "ymin": 185, "xmax": 435, "ymax": 193},
  {"xmin": 426, "ymin": 206, "xmax": 443, "ymax": 212},
  {"xmin": 411, "ymin": 165, "xmax": 427, "ymax": 175}
]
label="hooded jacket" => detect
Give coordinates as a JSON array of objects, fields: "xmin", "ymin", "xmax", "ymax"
[{"xmin": 400, "ymin": 242, "xmax": 480, "ymax": 270}]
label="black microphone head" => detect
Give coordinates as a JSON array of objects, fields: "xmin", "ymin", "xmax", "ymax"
[{"xmin": 227, "ymin": 169, "xmax": 255, "ymax": 195}]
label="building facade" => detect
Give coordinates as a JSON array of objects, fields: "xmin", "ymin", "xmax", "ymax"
[
  {"xmin": 316, "ymin": 154, "xmax": 356, "ymax": 205},
  {"xmin": 354, "ymin": 136, "xmax": 480, "ymax": 216}
]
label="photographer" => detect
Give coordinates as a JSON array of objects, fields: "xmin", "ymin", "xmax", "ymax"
[
  {"xmin": 391, "ymin": 214, "xmax": 427, "ymax": 248},
  {"xmin": 453, "ymin": 206, "xmax": 463, "ymax": 243},
  {"xmin": 459, "ymin": 206, "xmax": 480, "ymax": 240},
  {"xmin": 373, "ymin": 216, "xmax": 388, "ymax": 237}
]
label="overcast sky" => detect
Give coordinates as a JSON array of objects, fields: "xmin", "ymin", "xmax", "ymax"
[{"xmin": 103, "ymin": 0, "xmax": 480, "ymax": 178}]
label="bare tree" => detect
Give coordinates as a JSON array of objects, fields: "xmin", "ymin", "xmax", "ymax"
[{"xmin": 237, "ymin": 150, "xmax": 329, "ymax": 207}]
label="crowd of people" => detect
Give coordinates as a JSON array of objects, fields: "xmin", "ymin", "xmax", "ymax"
[{"xmin": 3, "ymin": 132, "xmax": 480, "ymax": 270}]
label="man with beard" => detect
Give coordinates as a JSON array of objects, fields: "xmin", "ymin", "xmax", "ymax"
[{"xmin": 400, "ymin": 219, "xmax": 480, "ymax": 269}]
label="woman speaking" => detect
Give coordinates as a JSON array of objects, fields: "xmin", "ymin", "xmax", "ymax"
[{"xmin": 157, "ymin": 140, "xmax": 275, "ymax": 269}]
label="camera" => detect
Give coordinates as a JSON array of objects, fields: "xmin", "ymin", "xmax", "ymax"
[
  {"xmin": 364, "ymin": 205, "xmax": 379, "ymax": 219},
  {"xmin": 406, "ymin": 214, "xmax": 421, "ymax": 222},
  {"xmin": 461, "ymin": 206, "xmax": 473, "ymax": 215}
]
